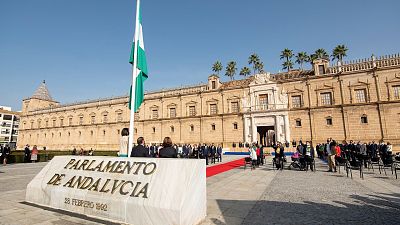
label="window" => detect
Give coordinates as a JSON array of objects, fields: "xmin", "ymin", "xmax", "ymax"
[
  {"xmin": 134, "ymin": 128, "xmax": 137, "ymax": 134},
  {"xmin": 91, "ymin": 116, "xmax": 95, "ymax": 124},
  {"xmin": 189, "ymin": 106, "xmax": 196, "ymax": 116},
  {"xmin": 170, "ymin": 126, "xmax": 174, "ymax": 132},
  {"xmin": 233, "ymin": 123, "xmax": 238, "ymax": 130},
  {"xmin": 355, "ymin": 89, "xmax": 367, "ymax": 103},
  {"xmin": 45, "ymin": 121, "xmax": 48, "ymax": 127},
  {"xmin": 3, "ymin": 115, "xmax": 12, "ymax": 120},
  {"xmin": 31, "ymin": 121, "xmax": 34, "ymax": 129},
  {"xmin": 103, "ymin": 130, "xmax": 106, "ymax": 136},
  {"xmin": 393, "ymin": 85, "xmax": 400, "ymax": 99},
  {"xmin": 117, "ymin": 113, "xmax": 123, "ymax": 122},
  {"xmin": 231, "ymin": 101, "xmax": 239, "ymax": 113},
  {"xmin": 117, "ymin": 129, "xmax": 120, "ymax": 135},
  {"xmin": 38, "ymin": 120, "xmax": 41, "ymax": 128},
  {"xmin": 295, "ymin": 119, "xmax": 302, "ymax": 127},
  {"xmin": 79, "ymin": 117, "xmax": 84, "ymax": 125},
  {"xmin": 152, "ymin": 110, "xmax": 158, "ymax": 119},
  {"xmin": 169, "ymin": 108, "xmax": 176, "ymax": 118},
  {"xmin": 91, "ymin": 131, "xmax": 94, "ymax": 136},
  {"xmin": 68, "ymin": 132, "xmax": 70, "ymax": 137},
  {"xmin": 79, "ymin": 131, "xmax": 81, "ymax": 136},
  {"xmin": 326, "ymin": 117, "xmax": 333, "ymax": 125},
  {"xmin": 210, "ymin": 104, "xmax": 217, "ymax": 115},
  {"xmin": 103, "ymin": 115, "xmax": 108, "ymax": 123},
  {"xmin": 292, "ymin": 95, "xmax": 301, "ymax": 108},
  {"xmin": 190, "ymin": 125, "xmax": 194, "ymax": 132},
  {"xmin": 212, "ymin": 81, "xmax": 216, "ymax": 89},
  {"xmin": 361, "ymin": 115, "xmax": 368, "ymax": 124},
  {"xmin": 69, "ymin": 117, "xmax": 72, "ymax": 126},
  {"xmin": 320, "ymin": 92, "xmax": 332, "ymax": 105},
  {"xmin": 318, "ymin": 65, "xmax": 325, "ymax": 74},
  {"xmin": 259, "ymin": 94, "xmax": 268, "ymax": 110},
  {"xmin": 60, "ymin": 119, "xmax": 64, "ymax": 127},
  {"xmin": 211, "ymin": 124, "xmax": 216, "ymax": 131},
  {"xmin": 52, "ymin": 119, "xmax": 56, "ymax": 127},
  {"xmin": 152, "ymin": 127, "xmax": 156, "ymax": 133}
]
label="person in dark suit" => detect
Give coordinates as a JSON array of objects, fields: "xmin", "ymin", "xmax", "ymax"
[
  {"xmin": 149, "ymin": 144, "xmax": 156, "ymax": 157},
  {"xmin": 130, "ymin": 137, "xmax": 150, "ymax": 157},
  {"xmin": 210, "ymin": 144, "xmax": 216, "ymax": 164},
  {"xmin": 217, "ymin": 144, "xmax": 223, "ymax": 162},
  {"xmin": 202, "ymin": 144, "xmax": 209, "ymax": 165},
  {"xmin": 159, "ymin": 137, "xmax": 178, "ymax": 158}
]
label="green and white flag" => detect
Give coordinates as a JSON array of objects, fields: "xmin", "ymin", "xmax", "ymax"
[{"xmin": 129, "ymin": 0, "xmax": 148, "ymax": 112}]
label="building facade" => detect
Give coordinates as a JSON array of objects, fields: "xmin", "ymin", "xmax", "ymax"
[
  {"xmin": 0, "ymin": 106, "xmax": 20, "ymax": 149},
  {"xmin": 17, "ymin": 54, "xmax": 400, "ymax": 151}
]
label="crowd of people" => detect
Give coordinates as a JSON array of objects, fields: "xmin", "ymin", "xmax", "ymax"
[{"xmin": 126, "ymin": 136, "xmax": 224, "ymax": 165}]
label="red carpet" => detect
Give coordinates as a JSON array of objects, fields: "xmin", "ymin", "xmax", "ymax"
[{"xmin": 206, "ymin": 158, "xmax": 245, "ymax": 178}]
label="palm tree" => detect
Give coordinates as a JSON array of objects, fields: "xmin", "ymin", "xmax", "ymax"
[
  {"xmin": 248, "ymin": 53, "xmax": 260, "ymax": 74},
  {"xmin": 282, "ymin": 61, "xmax": 294, "ymax": 71},
  {"xmin": 239, "ymin": 67, "xmax": 251, "ymax": 77},
  {"xmin": 225, "ymin": 61, "xmax": 237, "ymax": 80},
  {"xmin": 332, "ymin": 44, "xmax": 348, "ymax": 64},
  {"xmin": 314, "ymin": 48, "xmax": 329, "ymax": 60},
  {"xmin": 295, "ymin": 52, "xmax": 309, "ymax": 70},
  {"xmin": 212, "ymin": 61, "xmax": 223, "ymax": 75},
  {"xmin": 255, "ymin": 61, "xmax": 264, "ymax": 73},
  {"xmin": 280, "ymin": 48, "xmax": 293, "ymax": 72}
]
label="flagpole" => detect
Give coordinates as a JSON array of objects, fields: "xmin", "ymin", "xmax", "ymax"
[{"xmin": 128, "ymin": 0, "xmax": 141, "ymax": 156}]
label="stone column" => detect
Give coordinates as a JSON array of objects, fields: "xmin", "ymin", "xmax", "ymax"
[
  {"xmin": 284, "ymin": 115, "xmax": 290, "ymax": 143},
  {"xmin": 244, "ymin": 117, "xmax": 249, "ymax": 144},
  {"xmin": 251, "ymin": 117, "xmax": 257, "ymax": 143},
  {"xmin": 274, "ymin": 115, "xmax": 281, "ymax": 143}
]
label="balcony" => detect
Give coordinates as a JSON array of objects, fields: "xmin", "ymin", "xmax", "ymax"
[{"xmin": 245, "ymin": 104, "xmax": 287, "ymax": 112}]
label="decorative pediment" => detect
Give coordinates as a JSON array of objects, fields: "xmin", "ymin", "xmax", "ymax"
[
  {"xmin": 227, "ymin": 95, "xmax": 240, "ymax": 101},
  {"xmin": 185, "ymin": 101, "xmax": 197, "ymax": 105},
  {"xmin": 115, "ymin": 109, "xmax": 123, "ymax": 113},
  {"xmin": 287, "ymin": 87, "xmax": 304, "ymax": 94},
  {"xmin": 385, "ymin": 73, "xmax": 400, "ymax": 84},
  {"xmin": 150, "ymin": 105, "xmax": 159, "ymax": 110},
  {"xmin": 89, "ymin": 112, "xmax": 96, "ymax": 116},
  {"xmin": 348, "ymin": 79, "xmax": 370, "ymax": 87},
  {"xmin": 206, "ymin": 98, "xmax": 219, "ymax": 103},
  {"xmin": 101, "ymin": 111, "xmax": 109, "ymax": 115},
  {"xmin": 250, "ymin": 73, "xmax": 271, "ymax": 85},
  {"xmin": 315, "ymin": 83, "xmax": 334, "ymax": 91},
  {"xmin": 166, "ymin": 103, "xmax": 177, "ymax": 108}
]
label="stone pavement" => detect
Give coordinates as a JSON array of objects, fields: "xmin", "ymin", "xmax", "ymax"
[{"xmin": 1, "ymin": 156, "xmax": 400, "ymax": 225}]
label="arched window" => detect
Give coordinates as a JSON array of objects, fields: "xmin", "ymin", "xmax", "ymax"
[
  {"xmin": 91, "ymin": 130, "xmax": 94, "ymax": 136},
  {"xmin": 152, "ymin": 127, "xmax": 156, "ymax": 133},
  {"xmin": 190, "ymin": 125, "xmax": 194, "ymax": 132},
  {"xmin": 233, "ymin": 122, "xmax": 238, "ymax": 130},
  {"xmin": 170, "ymin": 126, "xmax": 175, "ymax": 133}
]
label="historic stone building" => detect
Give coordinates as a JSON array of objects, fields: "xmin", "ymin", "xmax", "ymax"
[{"xmin": 17, "ymin": 54, "xmax": 400, "ymax": 151}]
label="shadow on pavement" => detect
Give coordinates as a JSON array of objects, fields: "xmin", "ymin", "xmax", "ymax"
[
  {"xmin": 213, "ymin": 192, "xmax": 400, "ymax": 225},
  {"xmin": 20, "ymin": 201, "xmax": 121, "ymax": 225}
]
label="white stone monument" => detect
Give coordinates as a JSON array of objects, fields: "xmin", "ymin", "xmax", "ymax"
[{"xmin": 26, "ymin": 156, "xmax": 206, "ymax": 225}]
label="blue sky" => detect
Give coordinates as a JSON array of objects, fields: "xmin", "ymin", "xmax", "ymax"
[{"xmin": 1, "ymin": 0, "xmax": 399, "ymax": 110}]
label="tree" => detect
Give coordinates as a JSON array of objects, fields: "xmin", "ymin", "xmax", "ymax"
[
  {"xmin": 280, "ymin": 48, "xmax": 293, "ymax": 72},
  {"xmin": 225, "ymin": 61, "xmax": 237, "ymax": 80},
  {"xmin": 282, "ymin": 61, "xmax": 294, "ymax": 71},
  {"xmin": 332, "ymin": 44, "xmax": 348, "ymax": 64},
  {"xmin": 295, "ymin": 52, "xmax": 309, "ymax": 70},
  {"xmin": 212, "ymin": 61, "xmax": 223, "ymax": 75},
  {"xmin": 239, "ymin": 67, "xmax": 251, "ymax": 77},
  {"xmin": 248, "ymin": 53, "xmax": 260, "ymax": 75},
  {"xmin": 255, "ymin": 61, "xmax": 264, "ymax": 73},
  {"xmin": 314, "ymin": 48, "xmax": 329, "ymax": 60}
]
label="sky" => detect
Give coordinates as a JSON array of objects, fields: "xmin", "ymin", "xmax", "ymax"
[{"xmin": 1, "ymin": 0, "xmax": 399, "ymax": 111}]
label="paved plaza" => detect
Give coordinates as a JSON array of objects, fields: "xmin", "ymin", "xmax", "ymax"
[{"xmin": 1, "ymin": 157, "xmax": 400, "ymax": 225}]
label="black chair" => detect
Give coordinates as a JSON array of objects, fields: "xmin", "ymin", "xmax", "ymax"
[
  {"xmin": 336, "ymin": 156, "xmax": 350, "ymax": 177},
  {"xmin": 348, "ymin": 152, "xmax": 364, "ymax": 179},
  {"xmin": 244, "ymin": 157, "xmax": 252, "ymax": 170}
]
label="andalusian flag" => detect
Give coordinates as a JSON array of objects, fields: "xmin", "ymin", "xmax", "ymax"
[{"xmin": 129, "ymin": 0, "xmax": 148, "ymax": 112}]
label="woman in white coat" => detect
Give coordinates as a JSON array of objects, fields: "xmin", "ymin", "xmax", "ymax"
[{"xmin": 249, "ymin": 144, "xmax": 258, "ymax": 170}]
